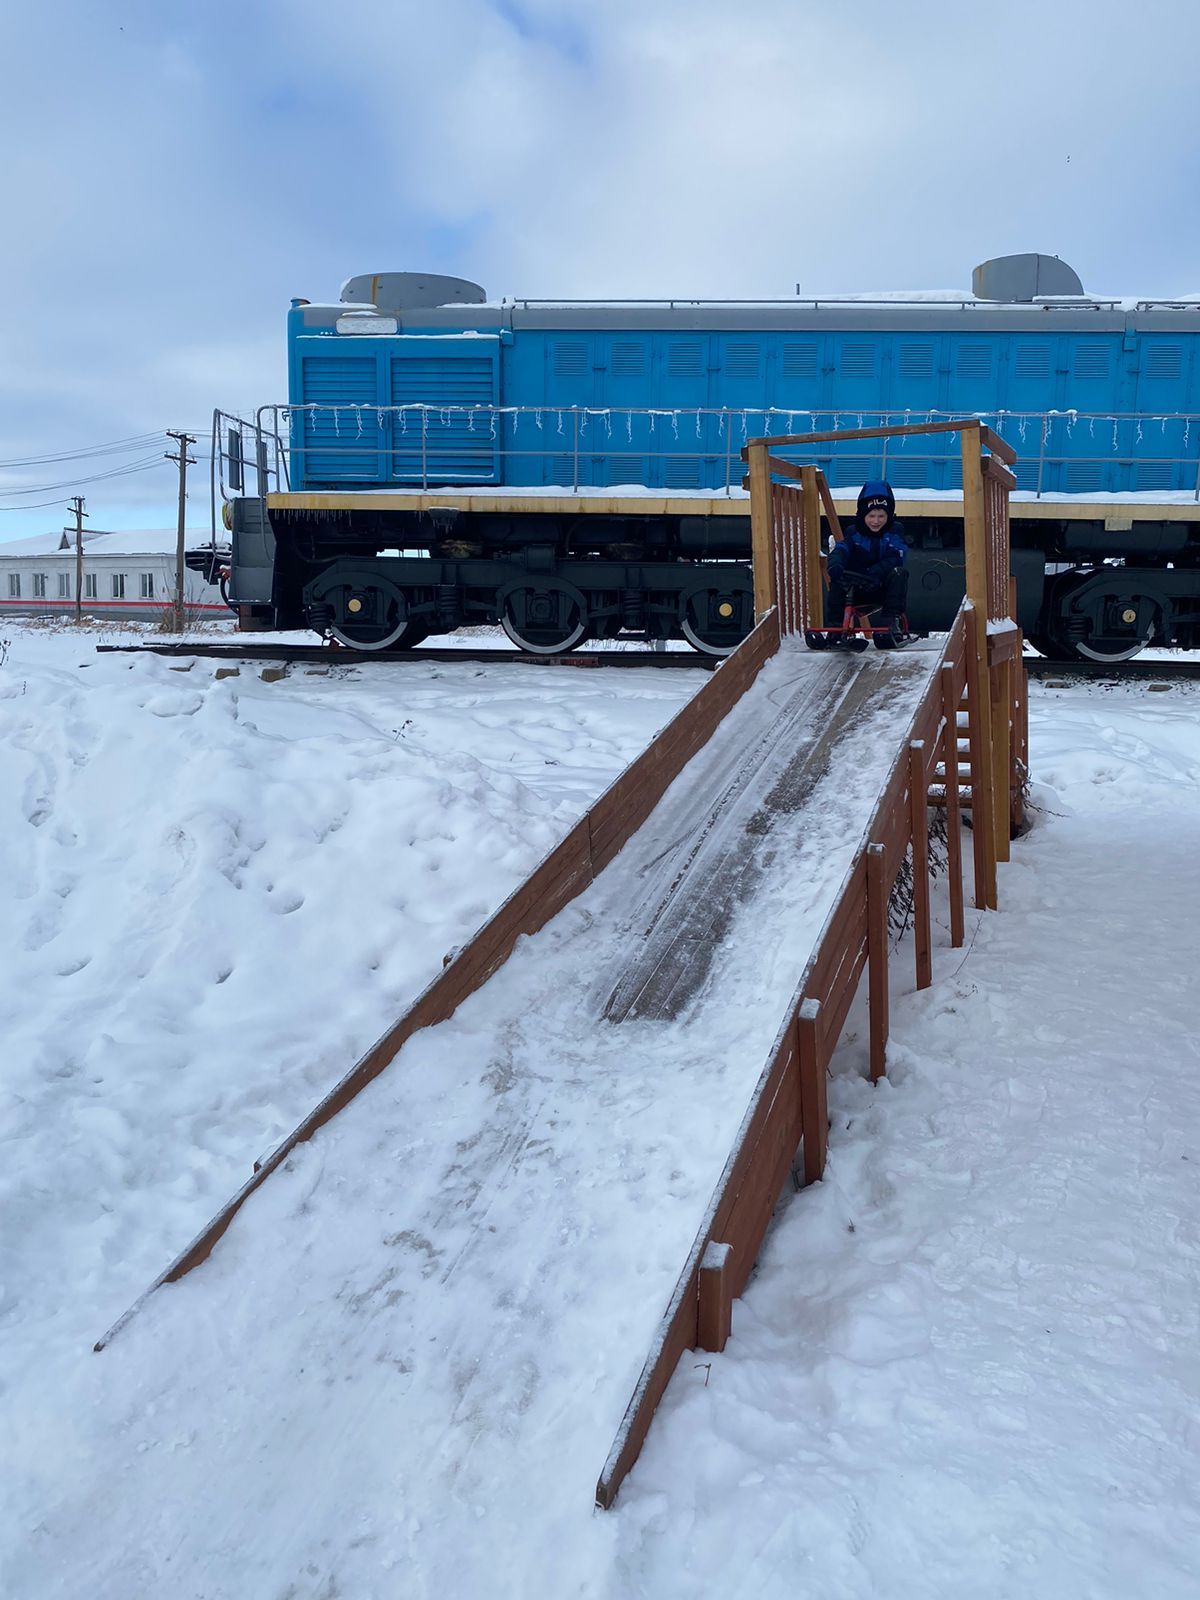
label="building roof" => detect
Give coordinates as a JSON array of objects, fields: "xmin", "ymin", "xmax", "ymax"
[{"xmin": 0, "ymin": 527, "xmax": 219, "ymax": 559}]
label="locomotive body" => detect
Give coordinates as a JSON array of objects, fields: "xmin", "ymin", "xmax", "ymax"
[{"xmin": 224, "ymin": 259, "xmax": 1200, "ymax": 659}]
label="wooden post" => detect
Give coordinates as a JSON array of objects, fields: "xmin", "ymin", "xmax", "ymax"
[
  {"xmin": 963, "ymin": 606, "xmax": 997, "ymax": 910},
  {"xmin": 909, "ymin": 741, "xmax": 932, "ymax": 990},
  {"xmin": 1009, "ymin": 575, "xmax": 1027, "ymax": 835},
  {"xmin": 866, "ymin": 843, "xmax": 889, "ymax": 1081},
  {"xmin": 697, "ymin": 1241, "xmax": 733, "ymax": 1353},
  {"xmin": 69, "ymin": 495, "xmax": 87, "ymax": 625},
  {"xmin": 797, "ymin": 998, "xmax": 827, "ymax": 1184},
  {"xmin": 990, "ymin": 644, "xmax": 1011, "ymax": 865},
  {"xmin": 940, "ymin": 665, "xmax": 965, "ymax": 948},
  {"xmin": 166, "ymin": 430, "xmax": 197, "ymax": 633},
  {"xmin": 747, "ymin": 442, "xmax": 775, "ymax": 622},
  {"xmin": 800, "ymin": 466, "xmax": 825, "ymax": 634},
  {"xmin": 961, "ymin": 433, "xmax": 997, "ymax": 909}
]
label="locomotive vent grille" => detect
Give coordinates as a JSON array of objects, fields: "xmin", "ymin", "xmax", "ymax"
[
  {"xmin": 668, "ymin": 341, "xmax": 704, "ymax": 378},
  {"xmin": 955, "ymin": 344, "xmax": 993, "ymax": 379},
  {"xmin": 553, "ymin": 342, "xmax": 589, "ymax": 377},
  {"xmin": 782, "ymin": 342, "xmax": 818, "ymax": 377},
  {"xmin": 1015, "ymin": 345, "xmax": 1051, "ymax": 380},
  {"xmin": 1145, "ymin": 345, "xmax": 1183, "ymax": 381},
  {"xmin": 1072, "ymin": 345, "xmax": 1110, "ymax": 379},
  {"xmin": 898, "ymin": 344, "xmax": 935, "ymax": 379},
  {"xmin": 840, "ymin": 343, "xmax": 877, "ymax": 377},
  {"xmin": 610, "ymin": 341, "xmax": 647, "ymax": 377},
  {"xmin": 725, "ymin": 343, "xmax": 762, "ymax": 378}
]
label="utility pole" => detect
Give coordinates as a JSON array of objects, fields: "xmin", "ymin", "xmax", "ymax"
[
  {"xmin": 165, "ymin": 431, "xmax": 197, "ymax": 632},
  {"xmin": 67, "ymin": 495, "xmax": 88, "ymax": 624}
]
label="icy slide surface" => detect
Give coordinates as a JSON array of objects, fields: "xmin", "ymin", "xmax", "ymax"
[{"xmin": 5, "ymin": 636, "xmax": 941, "ymax": 1598}]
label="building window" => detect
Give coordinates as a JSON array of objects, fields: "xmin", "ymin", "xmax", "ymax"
[
  {"xmin": 7, "ymin": 573, "xmax": 19, "ymax": 598},
  {"xmin": 140, "ymin": 572, "xmax": 155, "ymax": 599},
  {"xmin": 111, "ymin": 573, "xmax": 126, "ymax": 599},
  {"xmin": 33, "ymin": 573, "xmax": 48, "ymax": 598},
  {"xmin": 58, "ymin": 572, "xmax": 71, "ymax": 598},
  {"xmin": 84, "ymin": 573, "xmax": 97, "ymax": 599}
]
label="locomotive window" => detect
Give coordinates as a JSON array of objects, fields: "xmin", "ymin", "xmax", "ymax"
[
  {"xmin": 140, "ymin": 572, "xmax": 155, "ymax": 599},
  {"xmin": 111, "ymin": 573, "xmax": 126, "ymax": 599},
  {"xmin": 85, "ymin": 573, "xmax": 97, "ymax": 599},
  {"xmin": 7, "ymin": 573, "xmax": 18, "ymax": 598},
  {"xmin": 57, "ymin": 573, "xmax": 70, "ymax": 597},
  {"xmin": 33, "ymin": 573, "xmax": 47, "ymax": 598}
]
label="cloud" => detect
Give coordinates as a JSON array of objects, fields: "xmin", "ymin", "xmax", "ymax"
[{"xmin": 2, "ymin": 0, "xmax": 1198, "ymax": 539}]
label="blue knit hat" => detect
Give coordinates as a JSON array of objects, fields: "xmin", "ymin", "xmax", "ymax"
[{"xmin": 857, "ymin": 480, "xmax": 895, "ymax": 529}]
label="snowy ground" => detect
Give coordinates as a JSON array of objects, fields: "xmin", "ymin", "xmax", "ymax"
[
  {"xmin": 3, "ymin": 620, "xmax": 1199, "ymax": 1598},
  {"xmin": 617, "ymin": 674, "xmax": 1200, "ymax": 1598},
  {"xmin": 0, "ymin": 619, "xmax": 700, "ymax": 1469}
]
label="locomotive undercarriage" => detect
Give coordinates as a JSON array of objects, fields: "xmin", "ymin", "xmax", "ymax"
[
  {"xmin": 301, "ymin": 552, "xmax": 754, "ymax": 656},
  {"xmin": 228, "ymin": 498, "xmax": 1200, "ymax": 661}
]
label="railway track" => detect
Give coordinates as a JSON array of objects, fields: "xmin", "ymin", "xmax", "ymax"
[
  {"xmin": 1023, "ymin": 657, "xmax": 1200, "ymax": 684},
  {"xmin": 95, "ymin": 639, "xmax": 1200, "ymax": 682},
  {"xmin": 95, "ymin": 640, "xmax": 717, "ymax": 671}
]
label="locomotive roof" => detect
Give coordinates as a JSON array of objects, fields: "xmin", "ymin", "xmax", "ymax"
[{"xmin": 295, "ymin": 297, "xmax": 1200, "ymax": 337}]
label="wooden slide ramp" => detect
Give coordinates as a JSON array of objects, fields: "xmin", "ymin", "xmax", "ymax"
[{"xmin": 45, "ymin": 641, "xmax": 945, "ymax": 1598}]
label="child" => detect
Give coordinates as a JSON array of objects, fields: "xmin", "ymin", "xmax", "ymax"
[{"xmin": 825, "ymin": 479, "xmax": 910, "ymax": 646}]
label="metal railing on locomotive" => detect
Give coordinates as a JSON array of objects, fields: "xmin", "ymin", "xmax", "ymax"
[
  {"xmin": 742, "ymin": 417, "xmax": 1021, "ymax": 911},
  {"xmin": 208, "ymin": 404, "xmax": 1200, "ymax": 519}
]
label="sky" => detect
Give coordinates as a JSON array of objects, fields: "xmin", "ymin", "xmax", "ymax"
[{"xmin": 3, "ymin": 0, "xmax": 1198, "ymax": 542}]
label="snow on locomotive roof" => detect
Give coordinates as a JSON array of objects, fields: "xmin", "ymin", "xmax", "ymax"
[{"xmin": 0, "ymin": 527, "xmax": 217, "ymax": 558}]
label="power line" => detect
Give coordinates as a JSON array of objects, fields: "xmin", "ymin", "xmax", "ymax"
[
  {"xmin": 0, "ymin": 433, "xmax": 165, "ymax": 468},
  {"xmin": 0, "ymin": 454, "xmax": 169, "ymax": 499},
  {"xmin": 0, "ymin": 431, "xmax": 214, "ymax": 470}
]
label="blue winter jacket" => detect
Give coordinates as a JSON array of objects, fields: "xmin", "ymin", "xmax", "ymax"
[
  {"xmin": 827, "ymin": 520, "xmax": 908, "ymax": 588},
  {"xmin": 828, "ymin": 480, "xmax": 908, "ymax": 589}
]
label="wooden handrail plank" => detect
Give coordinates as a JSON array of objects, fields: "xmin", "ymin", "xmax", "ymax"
[
  {"xmin": 745, "ymin": 417, "xmax": 984, "ymax": 450},
  {"xmin": 980, "ymin": 426, "xmax": 1018, "ymax": 465}
]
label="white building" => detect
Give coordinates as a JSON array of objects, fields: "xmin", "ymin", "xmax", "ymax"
[{"xmin": 0, "ymin": 527, "xmax": 228, "ymax": 622}]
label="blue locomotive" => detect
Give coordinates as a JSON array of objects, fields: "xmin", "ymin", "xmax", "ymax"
[{"xmin": 223, "ymin": 254, "xmax": 1200, "ymax": 659}]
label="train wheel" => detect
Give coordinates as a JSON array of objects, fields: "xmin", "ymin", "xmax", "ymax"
[
  {"xmin": 498, "ymin": 579, "xmax": 588, "ymax": 655},
  {"xmin": 1029, "ymin": 629, "xmax": 1146, "ymax": 664},
  {"xmin": 1072, "ymin": 638, "xmax": 1148, "ymax": 664},
  {"xmin": 320, "ymin": 573, "xmax": 412, "ymax": 651},
  {"xmin": 679, "ymin": 583, "xmax": 752, "ymax": 657}
]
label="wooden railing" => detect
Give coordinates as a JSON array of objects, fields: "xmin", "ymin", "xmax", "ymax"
[
  {"xmin": 596, "ymin": 605, "xmax": 987, "ymax": 1506},
  {"xmin": 96, "ymin": 611, "xmax": 783, "ymax": 1351},
  {"xmin": 744, "ymin": 418, "xmax": 1020, "ymax": 904},
  {"xmin": 596, "ymin": 421, "xmax": 1027, "ymax": 1508}
]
